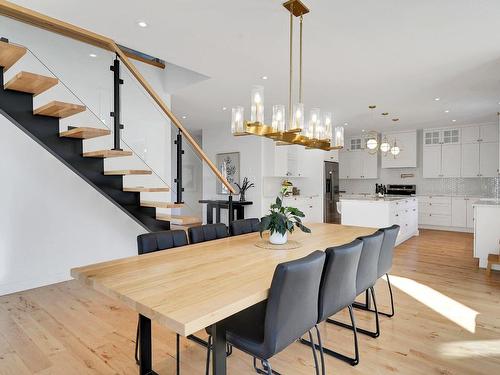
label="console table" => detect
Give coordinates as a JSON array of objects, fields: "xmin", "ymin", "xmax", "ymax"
[{"xmin": 199, "ymin": 199, "xmax": 253, "ymax": 224}]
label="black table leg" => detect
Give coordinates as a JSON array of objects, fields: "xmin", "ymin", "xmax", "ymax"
[
  {"xmin": 236, "ymin": 206, "xmax": 244, "ymax": 220},
  {"xmin": 211, "ymin": 322, "xmax": 227, "ymax": 375},
  {"xmin": 207, "ymin": 204, "xmax": 214, "ymax": 224},
  {"xmin": 139, "ymin": 314, "xmax": 159, "ymax": 375}
]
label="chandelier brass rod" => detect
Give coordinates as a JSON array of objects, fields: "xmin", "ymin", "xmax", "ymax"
[
  {"xmin": 299, "ymin": 15, "xmax": 303, "ymax": 103},
  {"xmin": 288, "ymin": 3, "xmax": 294, "ymax": 131}
]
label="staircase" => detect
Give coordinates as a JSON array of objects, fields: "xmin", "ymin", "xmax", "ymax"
[{"xmin": 0, "ymin": 40, "xmax": 202, "ymax": 232}]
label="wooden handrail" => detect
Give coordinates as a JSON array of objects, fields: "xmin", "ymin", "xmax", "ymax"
[{"xmin": 0, "ymin": 0, "xmax": 236, "ymax": 194}]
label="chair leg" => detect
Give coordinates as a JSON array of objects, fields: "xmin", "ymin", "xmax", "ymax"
[
  {"xmin": 253, "ymin": 357, "xmax": 282, "ymax": 375},
  {"xmin": 135, "ymin": 318, "xmax": 140, "ymax": 365},
  {"xmin": 176, "ymin": 334, "xmax": 180, "ymax": 375},
  {"xmin": 307, "ymin": 329, "xmax": 320, "ymax": 375},
  {"xmin": 353, "ymin": 274, "xmax": 395, "ymax": 318},
  {"xmin": 314, "ymin": 326, "xmax": 325, "ymax": 375},
  {"xmin": 301, "ymin": 307, "xmax": 359, "ymax": 366},
  {"xmin": 205, "ymin": 336, "xmax": 212, "ymax": 375}
]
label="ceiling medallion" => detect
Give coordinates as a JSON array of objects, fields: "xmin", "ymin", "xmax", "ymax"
[{"xmin": 230, "ymin": 0, "xmax": 344, "ymax": 151}]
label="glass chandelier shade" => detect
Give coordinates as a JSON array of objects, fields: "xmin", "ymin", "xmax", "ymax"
[
  {"xmin": 380, "ymin": 136, "xmax": 391, "ymax": 153},
  {"xmin": 308, "ymin": 108, "xmax": 321, "ymax": 139},
  {"xmin": 391, "ymin": 140, "xmax": 400, "ymax": 156},
  {"xmin": 290, "ymin": 102, "xmax": 304, "ymax": 131},
  {"xmin": 333, "ymin": 126, "xmax": 344, "ymax": 148},
  {"xmin": 250, "ymin": 85, "xmax": 264, "ymax": 123},
  {"xmin": 272, "ymin": 105, "xmax": 286, "ymax": 132},
  {"xmin": 322, "ymin": 112, "xmax": 332, "ymax": 141},
  {"xmin": 231, "ymin": 106, "xmax": 245, "ymax": 134},
  {"xmin": 366, "ymin": 138, "xmax": 378, "ymax": 150}
]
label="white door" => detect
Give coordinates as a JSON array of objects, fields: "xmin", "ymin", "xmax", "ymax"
[
  {"xmin": 461, "ymin": 143, "xmax": 480, "ymax": 177},
  {"xmin": 422, "ymin": 145, "xmax": 442, "ymax": 178},
  {"xmin": 451, "ymin": 197, "xmax": 467, "ymax": 227},
  {"xmin": 479, "ymin": 142, "xmax": 499, "ymax": 177},
  {"xmin": 461, "ymin": 126, "xmax": 480, "ymax": 144},
  {"xmin": 349, "ymin": 151, "xmax": 364, "ymax": 179},
  {"xmin": 339, "ymin": 150, "xmax": 350, "ymax": 179},
  {"xmin": 441, "ymin": 144, "xmax": 461, "ymax": 177},
  {"xmin": 480, "ymin": 124, "xmax": 499, "ymax": 143}
]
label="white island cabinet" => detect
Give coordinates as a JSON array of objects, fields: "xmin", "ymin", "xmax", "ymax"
[
  {"xmin": 473, "ymin": 200, "xmax": 500, "ymax": 269},
  {"xmin": 339, "ymin": 197, "xmax": 419, "ymax": 245}
]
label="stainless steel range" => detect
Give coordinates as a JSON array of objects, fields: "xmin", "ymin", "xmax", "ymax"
[{"xmin": 385, "ymin": 184, "xmax": 416, "ymax": 196}]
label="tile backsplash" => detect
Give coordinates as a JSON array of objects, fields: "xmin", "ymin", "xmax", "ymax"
[{"xmin": 340, "ymin": 166, "xmax": 500, "ymax": 198}]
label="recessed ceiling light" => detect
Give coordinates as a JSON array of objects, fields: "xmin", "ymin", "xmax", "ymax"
[
  {"xmin": 261, "ymin": 76, "xmax": 268, "ymax": 80},
  {"xmin": 137, "ymin": 20, "xmax": 148, "ymax": 28},
  {"xmin": 362, "ymin": 129, "xmax": 365, "ymax": 132},
  {"xmin": 381, "ymin": 112, "xmax": 389, "ymax": 116},
  {"xmin": 444, "ymin": 110, "xmax": 450, "ymax": 113},
  {"xmin": 182, "ymin": 115, "xmax": 187, "ymax": 119},
  {"xmin": 434, "ymin": 97, "xmax": 441, "ymax": 101},
  {"xmin": 89, "ymin": 53, "xmax": 97, "ymax": 58},
  {"xmin": 344, "ymin": 122, "xmax": 348, "ymax": 126},
  {"xmin": 392, "ymin": 118, "xmax": 399, "ymax": 122},
  {"xmin": 452, "ymin": 119, "xmax": 457, "ymax": 122},
  {"xmin": 368, "ymin": 105, "xmax": 377, "ymax": 109},
  {"xmin": 222, "ymin": 107, "xmax": 227, "ymax": 111}
]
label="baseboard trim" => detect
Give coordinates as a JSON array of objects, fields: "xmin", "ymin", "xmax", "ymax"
[{"xmin": 418, "ymin": 225, "xmax": 473, "ymax": 233}]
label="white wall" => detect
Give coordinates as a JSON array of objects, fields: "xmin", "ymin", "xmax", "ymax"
[
  {"xmin": 202, "ymin": 126, "xmax": 263, "ymax": 223},
  {"xmin": 0, "ymin": 114, "xmax": 147, "ymax": 296}
]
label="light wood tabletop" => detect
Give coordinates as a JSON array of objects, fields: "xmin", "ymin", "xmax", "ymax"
[{"xmin": 71, "ymin": 223, "xmax": 376, "ymax": 337}]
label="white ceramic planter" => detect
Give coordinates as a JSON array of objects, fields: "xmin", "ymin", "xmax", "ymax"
[{"xmin": 269, "ymin": 231, "xmax": 288, "ymax": 245}]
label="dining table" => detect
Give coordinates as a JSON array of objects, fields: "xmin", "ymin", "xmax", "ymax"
[{"xmin": 71, "ymin": 223, "xmax": 377, "ymax": 375}]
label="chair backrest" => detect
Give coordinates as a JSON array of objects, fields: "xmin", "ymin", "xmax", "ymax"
[
  {"xmin": 377, "ymin": 225, "xmax": 400, "ymax": 277},
  {"xmin": 318, "ymin": 239, "xmax": 363, "ymax": 323},
  {"xmin": 137, "ymin": 230, "xmax": 188, "ymax": 255},
  {"xmin": 188, "ymin": 223, "xmax": 228, "ymax": 244},
  {"xmin": 356, "ymin": 231, "xmax": 384, "ymax": 295},
  {"xmin": 230, "ymin": 218, "xmax": 260, "ymax": 236},
  {"xmin": 263, "ymin": 251, "xmax": 325, "ymax": 357}
]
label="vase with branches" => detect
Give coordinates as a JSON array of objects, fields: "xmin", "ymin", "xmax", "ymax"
[{"xmin": 235, "ymin": 177, "xmax": 255, "ymax": 202}]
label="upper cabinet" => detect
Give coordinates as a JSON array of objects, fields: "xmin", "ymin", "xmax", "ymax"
[
  {"xmin": 339, "ymin": 149, "xmax": 378, "ymax": 179},
  {"xmin": 263, "ymin": 141, "xmax": 306, "ymax": 177},
  {"xmin": 423, "ymin": 124, "xmax": 500, "ymax": 179},
  {"xmin": 381, "ymin": 130, "xmax": 417, "ymax": 168}
]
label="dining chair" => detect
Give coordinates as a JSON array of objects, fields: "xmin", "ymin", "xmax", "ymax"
[
  {"xmin": 354, "ymin": 225, "xmax": 400, "ymax": 317},
  {"xmin": 188, "ymin": 223, "xmax": 228, "ymax": 244},
  {"xmin": 329, "ymin": 231, "xmax": 384, "ymax": 338},
  {"xmin": 135, "ymin": 230, "xmax": 188, "ymax": 374},
  {"xmin": 205, "ymin": 251, "xmax": 326, "ymax": 375},
  {"xmin": 229, "ymin": 218, "xmax": 260, "ymax": 236},
  {"xmin": 300, "ymin": 239, "xmax": 363, "ymax": 370}
]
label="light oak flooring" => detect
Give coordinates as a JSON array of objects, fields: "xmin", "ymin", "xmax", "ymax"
[{"xmin": 0, "ymin": 229, "xmax": 499, "ymax": 374}]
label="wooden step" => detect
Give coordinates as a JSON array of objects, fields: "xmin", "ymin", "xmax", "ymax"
[
  {"xmin": 141, "ymin": 200, "xmax": 184, "ymax": 209},
  {"xmin": 4, "ymin": 71, "xmax": 58, "ymax": 96},
  {"xmin": 123, "ymin": 186, "xmax": 170, "ymax": 192},
  {"xmin": 104, "ymin": 170, "xmax": 152, "ymax": 176},
  {"xmin": 83, "ymin": 150, "xmax": 133, "ymax": 158},
  {"xmin": 487, "ymin": 253, "xmax": 500, "ymax": 275},
  {"xmin": 156, "ymin": 214, "xmax": 202, "ymax": 226},
  {"xmin": 60, "ymin": 127, "xmax": 111, "ymax": 139},
  {"xmin": 0, "ymin": 41, "xmax": 26, "ymax": 71},
  {"xmin": 34, "ymin": 101, "xmax": 86, "ymax": 118}
]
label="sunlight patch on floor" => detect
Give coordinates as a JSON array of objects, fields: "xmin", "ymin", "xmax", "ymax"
[
  {"xmin": 390, "ymin": 275, "xmax": 478, "ymax": 333},
  {"xmin": 439, "ymin": 340, "xmax": 500, "ymax": 358}
]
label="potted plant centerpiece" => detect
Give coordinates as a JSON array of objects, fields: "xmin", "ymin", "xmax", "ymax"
[{"xmin": 260, "ymin": 188, "xmax": 311, "ymax": 245}]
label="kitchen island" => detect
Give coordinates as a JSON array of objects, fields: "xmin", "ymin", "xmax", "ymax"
[
  {"xmin": 339, "ymin": 196, "xmax": 419, "ymax": 245},
  {"xmin": 473, "ymin": 199, "xmax": 500, "ymax": 269}
]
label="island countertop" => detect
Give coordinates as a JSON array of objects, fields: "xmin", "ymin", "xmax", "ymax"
[{"xmin": 340, "ymin": 196, "xmax": 414, "ymax": 202}]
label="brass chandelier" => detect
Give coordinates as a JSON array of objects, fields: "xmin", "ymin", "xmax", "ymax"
[{"xmin": 230, "ymin": 0, "xmax": 344, "ymax": 151}]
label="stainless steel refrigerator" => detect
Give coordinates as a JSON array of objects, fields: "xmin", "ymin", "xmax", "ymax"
[{"xmin": 324, "ymin": 161, "xmax": 341, "ymax": 224}]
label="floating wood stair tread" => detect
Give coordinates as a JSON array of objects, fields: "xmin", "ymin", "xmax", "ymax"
[
  {"xmin": 83, "ymin": 150, "xmax": 133, "ymax": 158},
  {"xmin": 4, "ymin": 71, "xmax": 58, "ymax": 96},
  {"xmin": 141, "ymin": 200, "xmax": 184, "ymax": 209},
  {"xmin": 34, "ymin": 101, "xmax": 86, "ymax": 118},
  {"xmin": 60, "ymin": 127, "xmax": 111, "ymax": 139},
  {"xmin": 0, "ymin": 41, "xmax": 26, "ymax": 71},
  {"xmin": 104, "ymin": 170, "xmax": 152, "ymax": 176},
  {"xmin": 123, "ymin": 186, "xmax": 170, "ymax": 192},
  {"xmin": 156, "ymin": 214, "xmax": 202, "ymax": 225}
]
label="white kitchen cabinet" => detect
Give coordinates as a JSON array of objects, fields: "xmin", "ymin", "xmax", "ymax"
[
  {"xmin": 338, "ymin": 150, "xmax": 378, "ymax": 179},
  {"xmin": 466, "ymin": 197, "xmax": 478, "ymax": 228},
  {"xmin": 381, "ymin": 130, "xmax": 417, "ymax": 168},
  {"xmin": 463, "ymin": 124, "xmax": 498, "ymax": 144},
  {"xmin": 283, "ymin": 196, "xmax": 322, "ymax": 223},
  {"xmin": 324, "ymin": 149, "xmax": 339, "ymax": 162},
  {"xmin": 461, "ymin": 142, "xmax": 499, "ymax": 177},
  {"xmin": 451, "ymin": 197, "xmax": 467, "ymax": 227},
  {"xmin": 418, "ymin": 195, "xmax": 452, "ymax": 227},
  {"xmin": 423, "ymin": 129, "xmax": 441, "ymax": 145},
  {"xmin": 272, "ymin": 145, "xmax": 305, "ymax": 177},
  {"xmin": 441, "ymin": 144, "xmax": 461, "ymax": 177},
  {"xmin": 480, "ymin": 142, "xmax": 499, "ymax": 177},
  {"xmin": 422, "ymin": 145, "xmax": 442, "ymax": 178}
]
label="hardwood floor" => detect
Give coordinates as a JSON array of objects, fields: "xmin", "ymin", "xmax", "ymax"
[{"xmin": 0, "ymin": 229, "xmax": 499, "ymax": 374}]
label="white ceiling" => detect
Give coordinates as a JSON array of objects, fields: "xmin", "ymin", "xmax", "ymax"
[{"xmin": 12, "ymin": 0, "xmax": 500, "ymax": 135}]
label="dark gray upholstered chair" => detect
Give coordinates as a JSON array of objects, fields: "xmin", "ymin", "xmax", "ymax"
[
  {"xmin": 354, "ymin": 225, "xmax": 400, "ymax": 318},
  {"xmin": 230, "ymin": 218, "xmax": 260, "ymax": 236},
  {"xmin": 188, "ymin": 223, "xmax": 228, "ymax": 244},
  {"xmin": 135, "ymin": 230, "xmax": 188, "ymax": 373},
  {"xmin": 205, "ymin": 251, "xmax": 326, "ymax": 375},
  {"xmin": 301, "ymin": 239, "xmax": 363, "ymax": 371},
  {"xmin": 329, "ymin": 231, "xmax": 384, "ymax": 338}
]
